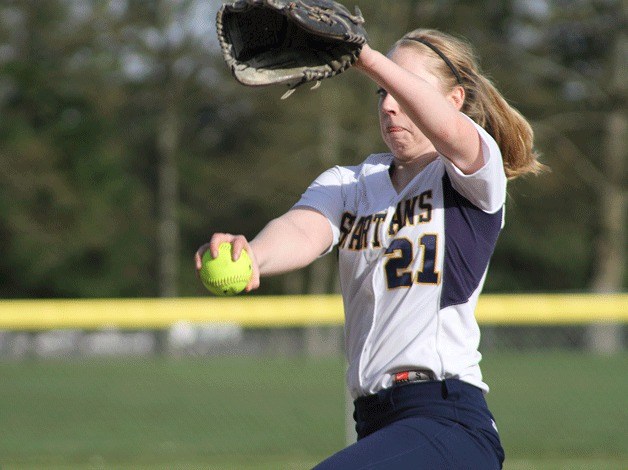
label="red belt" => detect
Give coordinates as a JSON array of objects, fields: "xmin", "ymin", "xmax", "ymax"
[{"xmin": 392, "ymin": 370, "xmax": 435, "ymax": 385}]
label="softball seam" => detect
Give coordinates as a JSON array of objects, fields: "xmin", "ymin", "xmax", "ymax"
[{"xmin": 205, "ymin": 274, "xmax": 251, "ymax": 287}]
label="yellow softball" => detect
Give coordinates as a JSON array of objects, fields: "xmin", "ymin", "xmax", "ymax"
[{"xmin": 199, "ymin": 243, "xmax": 253, "ymax": 296}]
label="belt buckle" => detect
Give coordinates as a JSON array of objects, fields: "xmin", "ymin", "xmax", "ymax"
[{"xmin": 393, "ymin": 370, "xmax": 433, "ymax": 385}]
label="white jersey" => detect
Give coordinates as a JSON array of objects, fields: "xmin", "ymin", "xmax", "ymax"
[{"xmin": 294, "ymin": 120, "xmax": 507, "ymax": 399}]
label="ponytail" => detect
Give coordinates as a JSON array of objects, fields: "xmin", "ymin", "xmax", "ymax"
[
  {"xmin": 462, "ymin": 66, "xmax": 544, "ymax": 178},
  {"xmin": 398, "ymin": 29, "xmax": 545, "ymax": 179}
]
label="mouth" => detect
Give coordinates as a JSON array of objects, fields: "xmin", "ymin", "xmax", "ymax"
[{"xmin": 386, "ymin": 125, "xmax": 405, "ymax": 133}]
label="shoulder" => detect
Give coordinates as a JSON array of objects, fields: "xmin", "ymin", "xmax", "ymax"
[
  {"xmin": 346, "ymin": 152, "xmax": 393, "ymax": 173},
  {"xmin": 319, "ymin": 153, "xmax": 393, "ymax": 183},
  {"xmin": 363, "ymin": 152, "xmax": 394, "ymax": 167},
  {"xmin": 440, "ymin": 115, "xmax": 507, "ymax": 213},
  {"xmin": 349, "ymin": 153, "xmax": 394, "ymax": 178}
]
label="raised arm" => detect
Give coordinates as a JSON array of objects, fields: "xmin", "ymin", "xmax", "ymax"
[
  {"xmin": 195, "ymin": 208, "xmax": 333, "ymax": 292},
  {"xmin": 354, "ymin": 44, "xmax": 484, "ymax": 175}
]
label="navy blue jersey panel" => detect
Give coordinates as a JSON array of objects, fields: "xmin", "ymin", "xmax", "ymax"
[{"xmin": 440, "ymin": 173, "xmax": 503, "ymax": 309}]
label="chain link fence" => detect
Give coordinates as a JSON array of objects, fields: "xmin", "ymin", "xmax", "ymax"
[
  {"xmin": 0, "ymin": 297, "xmax": 626, "ymax": 468},
  {"xmin": 0, "ymin": 322, "xmax": 625, "ymax": 360}
]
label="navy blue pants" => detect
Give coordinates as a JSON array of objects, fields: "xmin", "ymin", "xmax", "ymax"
[{"xmin": 314, "ymin": 379, "xmax": 504, "ymax": 469}]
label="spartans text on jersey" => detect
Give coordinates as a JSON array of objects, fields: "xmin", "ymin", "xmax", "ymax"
[{"xmin": 338, "ymin": 190, "xmax": 433, "ymax": 251}]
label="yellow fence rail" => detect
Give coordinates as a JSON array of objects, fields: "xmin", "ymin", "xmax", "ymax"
[{"xmin": 0, "ymin": 293, "xmax": 626, "ymax": 330}]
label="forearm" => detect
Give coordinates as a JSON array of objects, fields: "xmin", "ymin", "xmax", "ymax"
[
  {"xmin": 250, "ymin": 208, "xmax": 333, "ymax": 276},
  {"xmin": 356, "ymin": 45, "xmax": 482, "ymax": 173},
  {"xmin": 357, "ymin": 46, "xmax": 458, "ymax": 132}
]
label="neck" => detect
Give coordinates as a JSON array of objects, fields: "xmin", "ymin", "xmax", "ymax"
[{"xmin": 390, "ymin": 152, "xmax": 438, "ymax": 192}]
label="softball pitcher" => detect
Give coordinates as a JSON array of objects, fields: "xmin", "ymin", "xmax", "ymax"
[{"xmin": 197, "ymin": 28, "xmax": 542, "ymax": 469}]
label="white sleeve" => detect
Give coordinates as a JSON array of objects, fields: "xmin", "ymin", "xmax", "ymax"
[
  {"xmin": 292, "ymin": 166, "xmax": 347, "ymax": 249},
  {"xmin": 441, "ymin": 116, "xmax": 507, "ymax": 213}
]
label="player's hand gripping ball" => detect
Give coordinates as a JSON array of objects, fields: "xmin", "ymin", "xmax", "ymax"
[{"xmin": 199, "ymin": 243, "xmax": 253, "ymax": 296}]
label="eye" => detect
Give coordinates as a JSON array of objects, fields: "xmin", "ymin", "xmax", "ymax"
[{"xmin": 376, "ymin": 87, "xmax": 388, "ymax": 98}]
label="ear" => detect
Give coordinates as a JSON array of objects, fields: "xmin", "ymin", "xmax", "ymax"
[{"xmin": 448, "ymin": 85, "xmax": 465, "ymax": 110}]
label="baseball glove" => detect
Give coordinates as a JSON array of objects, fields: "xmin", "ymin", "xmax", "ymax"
[{"xmin": 216, "ymin": 0, "xmax": 367, "ymax": 98}]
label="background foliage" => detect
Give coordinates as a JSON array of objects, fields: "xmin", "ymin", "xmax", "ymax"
[{"xmin": 0, "ymin": 0, "xmax": 625, "ymax": 298}]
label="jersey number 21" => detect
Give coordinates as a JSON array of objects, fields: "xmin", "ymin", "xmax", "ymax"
[{"xmin": 384, "ymin": 234, "xmax": 440, "ymax": 289}]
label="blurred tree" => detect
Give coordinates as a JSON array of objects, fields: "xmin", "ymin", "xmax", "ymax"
[
  {"xmin": 590, "ymin": 9, "xmax": 626, "ymax": 294},
  {"xmin": 0, "ymin": 0, "xmax": 154, "ymax": 297},
  {"xmin": 0, "ymin": 0, "xmax": 623, "ymax": 299},
  {"xmin": 500, "ymin": 0, "xmax": 626, "ymax": 293},
  {"xmin": 0, "ymin": 0, "xmax": 231, "ymax": 297}
]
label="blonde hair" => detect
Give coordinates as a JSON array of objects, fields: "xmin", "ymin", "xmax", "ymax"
[{"xmin": 394, "ymin": 29, "xmax": 545, "ymax": 179}]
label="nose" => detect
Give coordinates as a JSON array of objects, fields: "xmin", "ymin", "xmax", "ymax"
[{"xmin": 380, "ymin": 92, "xmax": 399, "ymax": 115}]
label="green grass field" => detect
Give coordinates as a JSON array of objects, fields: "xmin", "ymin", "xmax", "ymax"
[{"xmin": 0, "ymin": 351, "xmax": 626, "ymax": 469}]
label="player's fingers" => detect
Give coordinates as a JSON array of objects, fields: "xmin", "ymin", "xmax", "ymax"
[
  {"xmin": 245, "ymin": 269, "xmax": 260, "ymax": 292},
  {"xmin": 195, "ymin": 232, "xmax": 233, "ymax": 270},
  {"xmin": 194, "ymin": 242, "xmax": 212, "ymax": 271},
  {"xmin": 233, "ymin": 241, "xmax": 259, "ymax": 292},
  {"xmin": 246, "ymin": 259, "xmax": 260, "ymax": 291},
  {"xmin": 209, "ymin": 233, "xmax": 234, "ymax": 258},
  {"xmin": 230, "ymin": 235, "xmax": 250, "ymax": 261}
]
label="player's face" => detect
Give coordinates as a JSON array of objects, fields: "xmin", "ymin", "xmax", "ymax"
[{"xmin": 378, "ymin": 46, "xmax": 446, "ymax": 162}]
